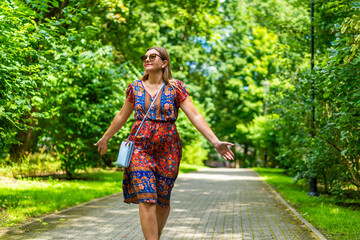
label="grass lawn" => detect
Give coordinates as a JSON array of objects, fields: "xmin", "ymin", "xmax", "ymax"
[
  {"xmin": 0, "ymin": 169, "xmax": 123, "ymax": 229},
  {"xmin": 0, "ymin": 163, "xmax": 205, "ymax": 230},
  {"xmin": 253, "ymin": 167, "xmax": 360, "ymax": 240},
  {"xmin": 178, "ymin": 163, "xmax": 208, "ymax": 174}
]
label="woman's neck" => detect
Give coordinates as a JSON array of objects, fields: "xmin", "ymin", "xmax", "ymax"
[{"xmin": 147, "ymin": 72, "xmax": 164, "ymax": 85}]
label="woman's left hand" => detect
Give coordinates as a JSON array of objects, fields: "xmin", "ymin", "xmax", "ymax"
[{"xmin": 214, "ymin": 141, "xmax": 235, "ymax": 160}]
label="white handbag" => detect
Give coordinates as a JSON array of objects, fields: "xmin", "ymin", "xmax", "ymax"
[
  {"xmin": 115, "ymin": 82, "xmax": 165, "ymax": 168},
  {"xmin": 116, "ymin": 141, "xmax": 135, "ymax": 168}
]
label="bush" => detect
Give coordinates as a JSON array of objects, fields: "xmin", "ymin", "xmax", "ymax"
[
  {"xmin": 182, "ymin": 141, "xmax": 209, "ymax": 166},
  {"xmin": 0, "ymin": 151, "xmax": 61, "ymax": 178}
]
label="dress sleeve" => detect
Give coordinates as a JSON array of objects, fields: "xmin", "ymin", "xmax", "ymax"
[
  {"xmin": 175, "ymin": 80, "xmax": 189, "ymax": 107},
  {"xmin": 126, "ymin": 83, "xmax": 134, "ymax": 104}
]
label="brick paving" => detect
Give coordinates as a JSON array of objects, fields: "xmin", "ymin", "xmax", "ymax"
[{"xmin": 0, "ymin": 168, "xmax": 324, "ymax": 240}]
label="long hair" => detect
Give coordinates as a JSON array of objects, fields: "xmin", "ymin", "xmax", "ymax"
[{"xmin": 140, "ymin": 47, "xmax": 178, "ymax": 89}]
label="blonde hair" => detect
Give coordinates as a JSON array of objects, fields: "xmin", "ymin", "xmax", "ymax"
[{"xmin": 140, "ymin": 47, "xmax": 179, "ymax": 89}]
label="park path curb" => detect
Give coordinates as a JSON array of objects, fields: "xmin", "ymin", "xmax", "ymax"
[{"xmin": 255, "ymin": 172, "xmax": 328, "ymax": 240}]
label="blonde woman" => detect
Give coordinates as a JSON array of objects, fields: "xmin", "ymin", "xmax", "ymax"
[{"xmin": 95, "ymin": 47, "xmax": 234, "ymax": 240}]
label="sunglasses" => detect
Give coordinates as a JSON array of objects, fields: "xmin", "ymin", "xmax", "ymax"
[{"xmin": 141, "ymin": 53, "xmax": 163, "ymax": 62}]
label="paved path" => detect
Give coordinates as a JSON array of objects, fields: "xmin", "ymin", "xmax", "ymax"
[{"xmin": 1, "ymin": 168, "xmax": 323, "ymax": 240}]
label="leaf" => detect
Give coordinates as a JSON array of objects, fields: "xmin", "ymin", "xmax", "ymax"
[
  {"xmin": 68, "ymin": 35, "xmax": 76, "ymax": 41},
  {"xmin": 51, "ymin": 1, "xmax": 59, "ymax": 8},
  {"xmin": 341, "ymin": 149, "xmax": 348, "ymax": 155},
  {"xmin": 341, "ymin": 25, "xmax": 347, "ymax": 34}
]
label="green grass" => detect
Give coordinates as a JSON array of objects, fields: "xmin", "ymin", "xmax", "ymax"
[
  {"xmin": 0, "ymin": 169, "xmax": 123, "ymax": 229},
  {"xmin": 0, "ymin": 163, "xmax": 205, "ymax": 229},
  {"xmin": 253, "ymin": 167, "xmax": 360, "ymax": 240},
  {"xmin": 178, "ymin": 163, "xmax": 208, "ymax": 174}
]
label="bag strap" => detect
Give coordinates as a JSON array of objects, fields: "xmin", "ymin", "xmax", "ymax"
[{"xmin": 133, "ymin": 82, "xmax": 166, "ymax": 138}]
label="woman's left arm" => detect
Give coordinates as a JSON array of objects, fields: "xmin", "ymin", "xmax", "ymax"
[{"xmin": 180, "ymin": 97, "xmax": 235, "ymax": 160}]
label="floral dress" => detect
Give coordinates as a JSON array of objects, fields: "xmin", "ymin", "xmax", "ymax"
[{"xmin": 122, "ymin": 79, "xmax": 189, "ymax": 208}]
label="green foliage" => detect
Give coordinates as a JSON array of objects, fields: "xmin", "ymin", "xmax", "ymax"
[
  {"xmin": 273, "ymin": 4, "xmax": 359, "ymax": 196},
  {"xmin": 0, "ymin": 2, "xmax": 44, "ymax": 153},
  {"xmin": 181, "ymin": 141, "xmax": 209, "ymax": 166},
  {"xmin": 40, "ymin": 41, "xmax": 133, "ymax": 177},
  {"xmin": 177, "ymin": 98, "xmax": 210, "ymax": 165},
  {"xmin": 247, "ymin": 114, "xmax": 280, "ymax": 167},
  {"xmin": 310, "ymin": 12, "xmax": 360, "ymax": 190},
  {"xmin": 248, "ymin": 0, "xmax": 360, "ymax": 197},
  {"xmin": 0, "ymin": 1, "xmax": 139, "ymax": 177}
]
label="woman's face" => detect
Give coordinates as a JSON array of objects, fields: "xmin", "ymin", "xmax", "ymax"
[{"xmin": 142, "ymin": 49, "xmax": 166, "ymax": 72}]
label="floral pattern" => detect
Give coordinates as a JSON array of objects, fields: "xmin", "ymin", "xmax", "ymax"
[
  {"xmin": 125, "ymin": 79, "xmax": 188, "ymax": 122},
  {"xmin": 122, "ymin": 79, "xmax": 189, "ymax": 208}
]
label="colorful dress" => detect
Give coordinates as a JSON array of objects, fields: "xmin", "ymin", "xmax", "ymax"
[{"xmin": 122, "ymin": 79, "xmax": 189, "ymax": 208}]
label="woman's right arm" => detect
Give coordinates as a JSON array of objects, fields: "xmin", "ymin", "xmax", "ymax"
[{"xmin": 94, "ymin": 100, "xmax": 134, "ymax": 155}]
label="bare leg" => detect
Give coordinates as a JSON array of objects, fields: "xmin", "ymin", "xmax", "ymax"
[
  {"xmin": 156, "ymin": 205, "xmax": 170, "ymax": 239},
  {"xmin": 139, "ymin": 202, "xmax": 158, "ymax": 240}
]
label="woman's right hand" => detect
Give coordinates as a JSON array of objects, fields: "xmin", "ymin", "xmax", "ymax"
[{"xmin": 94, "ymin": 138, "xmax": 109, "ymax": 155}]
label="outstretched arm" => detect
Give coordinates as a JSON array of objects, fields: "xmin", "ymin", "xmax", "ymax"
[
  {"xmin": 94, "ymin": 100, "xmax": 134, "ymax": 155},
  {"xmin": 180, "ymin": 97, "xmax": 235, "ymax": 160}
]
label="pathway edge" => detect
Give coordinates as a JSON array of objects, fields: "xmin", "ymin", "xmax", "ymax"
[{"xmin": 254, "ymin": 171, "xmax": 328, "ymax": 240}]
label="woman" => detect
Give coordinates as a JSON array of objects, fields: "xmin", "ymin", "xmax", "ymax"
[{"xmin": 94, "ymin": 47, "xmax": 234, "ymax": 240}]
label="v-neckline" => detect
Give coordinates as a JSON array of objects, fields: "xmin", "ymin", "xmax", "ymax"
[{"xmin": 140, "ymin": 80, "xmax": 164, "ymax": 98}]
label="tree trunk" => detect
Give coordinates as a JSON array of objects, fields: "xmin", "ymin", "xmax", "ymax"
[
  {"xmin": 9, "ymin": 111, "xmax": 35, "ymax": 161},
  {"xmin": 243, "ymin": 143, "xmax": 248, "ymax": 168}
]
